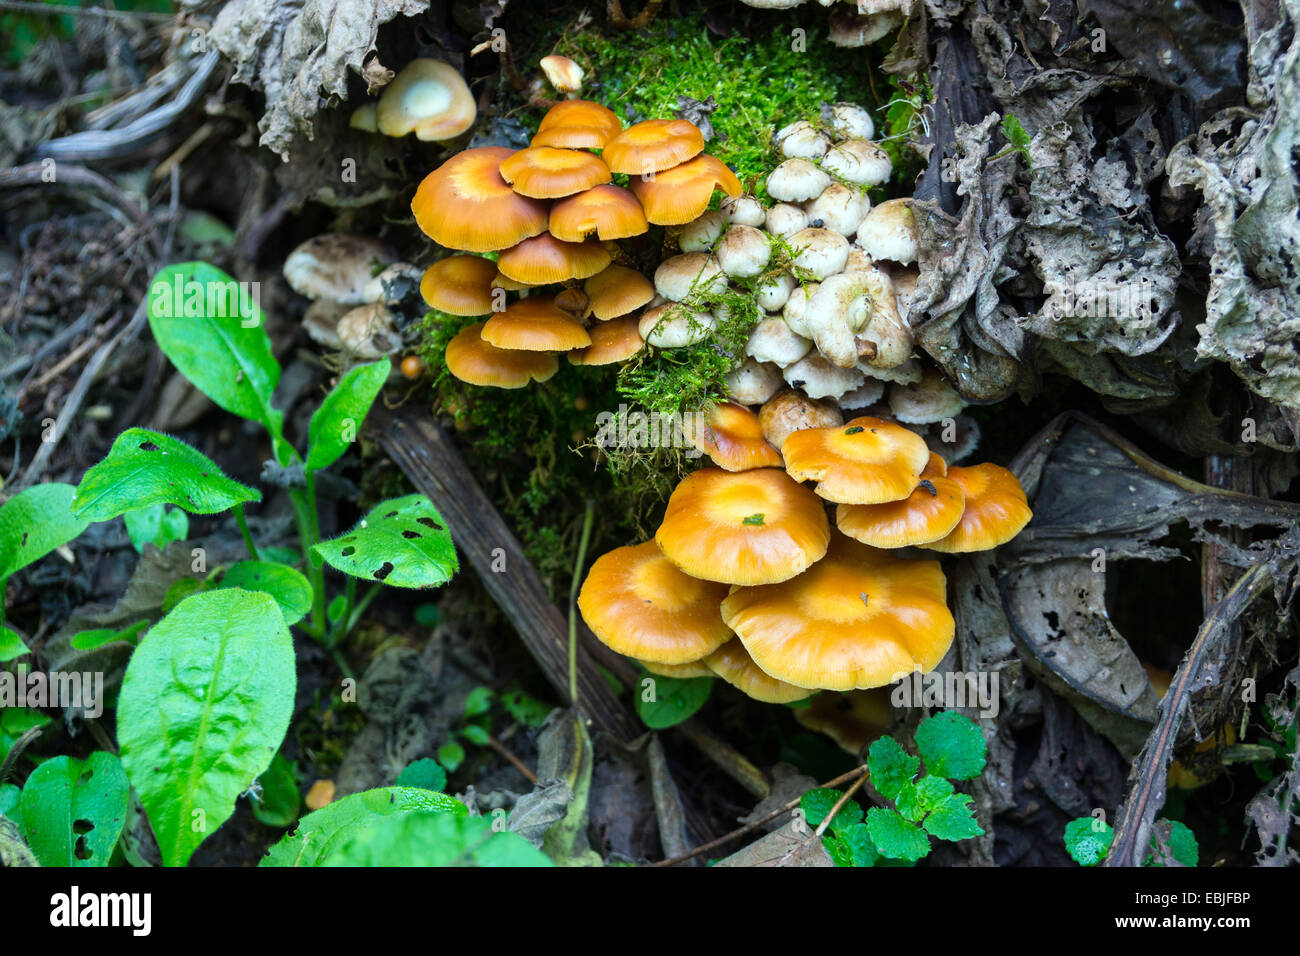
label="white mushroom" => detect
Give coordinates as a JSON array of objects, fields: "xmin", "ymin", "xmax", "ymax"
[
  {"xmin": 678, "ymin": 210, "xmax": 729, "ymax": 252},
  {"xmin": 338, "ymin": 303, "xmax": 399, "ymax": 359},
  {"xmin": 889, "ymin": 263, "xmax": 920, "ymax": 322},
  {"xmin": 856, "ymin": 198, "xmax": 917, "ymax": 264},
  {"xmin": 755, "ymin": 272, "xmax": 796, "ymax": 312},
  {"xmin": 721, "ymin": 194, "xmax": 767, "ymax": 227},
  {"xmin": 804, "ymin": 271, "xmax": 895, "ymax": 368},
  {"xmin": 727, "ymin": 358, "xmax": 785, "ymax": 405},
  {"xmin": 764, "ymin": 203, "xmax": 809, "ymax": 239},
  {"xmin": 838, "ymin": 378, "xmax": 887, "ymax": 410},
  {"xmin": 822, "ymin": 140, "xmax": 893, "ymax": 187},
  {"xmin": 824, "ymin": 102, "xmax": 875, "ymax": 140},
  {"xmin": 715, "ymin": 225, "xmax": 772, "ymax": 278},
  {"xmin": 766, "ymin": 158, "xmax": 831, "ymax": 202},
  {"xmin": 746, "ymin": 316, "xmax": 813, "ymax": 367},
  {"xmin": 804, "ymin": 182, "xmax": 871, "ymax": 237},
  {"xmin": 284, "ymin": 234, "xmax": 396, "ymax": 305},
  {"xmin": 828, "ymin": 9, "xmax": 904, "ymax": 47},
  {"xmin": 775, "ymin": 120, "xmax": 831, "ymax": 160},
  {"xmin": 759, "ymin": 390, "xmax": 844, "ymax": 451},
  {"xmin": 924, "ymin": 413, "xmax": 981, "ymax": 463},
  {"xmin": 888, "ymin": 369, "xmax": 967, "ymax": 424},
  {"xmin": 859, "ymin": 356, "xmax": 923, "ymax": 385},
  {"xmin": 638, "ymin": 303, "xmax": 717, "ymax": 347},
  {"xmin": 539, "ymin": 55, "xmax": 583, "ymax": 95},
  {"xmin": 654, "ymin": 253, "xmax": 727, "ymax": 301},
  {"xmin": 851, "ymin": 269, "xmax": 913, "ymax": 369},
  {"xmin": 844, "ymin": 246, "xmax": 874, "ymax": 273},
  {"xmin": 782, "ymin": 354, "xmax": 865, "ymax": 400},
  {"xmin": 782, "ymin": 282, "xmax": 818, "ymax": 338},
  {"xmin": 302, "ymin": 299, "xmax": 349, "ymax": 349},
  {"xmin": 788, "ymin": 227, "xmax": 850, "ymax": 279}
]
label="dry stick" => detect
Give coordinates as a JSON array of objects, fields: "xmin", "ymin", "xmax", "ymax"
[
  {"xmin": 487, "ymin": 734, "xmax": 539, "ymax": 785},
  {"xmin": 814, "ymin": 770, "xmax": 869, "ymax": 838}
]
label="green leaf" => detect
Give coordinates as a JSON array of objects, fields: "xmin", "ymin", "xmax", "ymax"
[
  {"xmin": 1064, "ymin": 816, "xmax": 1113, "ymax": 867},
  {"xmin": 893, "ymin": 781, "xmax": 924, "ymax": 822},
  {"xmin": 20, "ymin": 752, "xmax": 129, "ymax": 867},
  {"xmin": 261, "ymin": 786, "xmax": 466, "ymax": 867},
  {"xmin": 922, "ymin": 792, "xmax": 984, "ymax": 842},
  {"xmin": 117, "ymin": 588, "xmax": 295, "ymax": 867},
  {"xmin": 867, "ymin": 735, "xmax": 920, "ymax": 801},
  {"xmin": 147, "ymin": 262, "xmax": 287, "ymax": 459},
  {"xmin": 437, "ymin": 742, "xmax": 466, "ymax": 772},
  {"xmin": 249, "ymin": 753, "xmax": 300, "ymax": 829},
  {"xmin": 395, "ymin": 758, "xmax": 447, "ymax": 793},
  {"xmin": 311, "ymin": 494, "xmax": 458, "ymax": 589},
  {"xmin": 635, "ymin": 673, "xmax": 712, "ymax": 729},
  {"xmin": 1, "ymin": 708, "xmax": 50, "ymax": 765},
  {"xmin": 0, "ymin": 783, "xmax": 22, "ymax": 829},
  {"xmin": 124, "ymin": 502, "xmax": 189, "ymax": 553},
  {"xmin": 219, "ymin": 561, "xmax": 312, "ymax": 626},
  {"xmin": 463, "ymin": 686, "xmax": 494, "ymax": 718},
  {"xmin": 460, "ymin": 723, "xmax": 491, "ymax": 746},
  {"xmin": 866, "ymin": 807, "xmax": 931, "ymax": 862},
  {"xmin": 800, "ymin": 788, "xmax": 843, "ymax": 828},
  {"xmin": 501, "ymin": 689, "xmax": 552, "ymax": 728},
  {"xmin": 320, "ymin": 809, "xmax": 552, "ymax": 867},
  {"xmin": 0, "ymin": 626, "xmax": 30, "ymax": 663},
  {"xmin": 305, "ymin": 358, "xmax": 390, "ymax": 473},
  {"xmin": 0, "ymin": 483, "xmax": 90, "ymax": 579},
  {"xmin": 1164, "ymin": 820, "xmax": 1199, "ymax": 867},
  {"xmin": 70, "ymin": 620, "xmax": 148, "ymax": 651},
  {"xmin": 161, "ymin": 576, "xmax": 207, "ymax": 613},
  {"xmin": 327, "ymin": 595, "xmax": 346, "ymax": 623},
  {"xmin": 823, "ymin": 821, "xmax": 879, "ymax": 868},
  {"xmin": 914, "ymin": 710, "xmax": 987, "ymax": 780},
  {"xmin": 72, "ymin": 429, "xmax": 260, "ymax": 521}
]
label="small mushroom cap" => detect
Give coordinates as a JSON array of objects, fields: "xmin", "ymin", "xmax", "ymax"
[
  {"xmin": 856, "ymin": 198, "xmax": 918, "ymax": 264},
  {"xmin": 683, "ymin": 402, "xmax": 783, "ymax": 471},
  {"xmin": 420, "ymin": 255, "xmax": 498, "ymax": 315},
  {"xmin": 641, "ymin": 659, "xmax": 714, "ymax": 679},
  {"xmin": 533, "ymin": 99, "xmax": 623, "ymax": 148},
  {"xmin": 782, "ymin": 283, "xmax": 818, "ymax": 337},
  {"xmin": 783, "ymin": 414, "xmax": 931, "ymax": 504},
  {"xmin": 722, "ymin": 534, "xmax": 954, "ymax": 691},
  {"xmin": 638, "ymin": 303, "xmax": 716, "ymax": 347},
  {"xmin": 726, "ymin": 358, "xmax": 785, "ymax": 406},
  {"xmin": 774, "ymin": 120, "xmax": 831, "ymax": 160},
  {"xmin": 445, "ymin": 322, "xmax": 560, "ymax": 388},
  {"xmin": 747, "ymin": 317, "xmax": 812, "ymax": 367},
  {"xmin": 481, "ymin": 296, "xmax": 592, "ymax": 351},
  {"xmin": 549, "ymin": 184, "xmax": 648, "ymax": 241},
  {"xmin": 376, "ymin": 59, "xmax": 476, "ymax": 141},
  {"xmin": 654, "ymin": 253, "xmax": 727, "ymax": 301},
  {"xmin": 764, "ymin": 203, "xmax": 809, "ymax": 238},
  {"xmin": 412, "ymin": 146, "xmax": 550, "ymax": 252},
  {"xmin": 888, "ymin": 368, "xmax": 966, "ymax": 424},
  {"xmin": 539, "ymin": 54, "xmax": 583, "ymax": 93},
  {"xmin": 284, "ymin": 234, "xmax": 396, "ymax": 305},
  {"xmin": 491, "ymin": 272, "xmax": 534, "ymax": 292},
  {"xmin": 795, "ymin": 689, "xmax": 893, "ymax": 753},
  {"xmin": 823, "ymin": 102, "xmax": 875, "ymax": 140},
  {"xmin": 631, "ymin": 154, "xmax": 742, "ymax": 225},
  {"xmin": 655, "ymin": 467, "xmax": 831, "ymax": 586},
  {"xmin": 806, "ymin": 269, "xmax": 898, "ymax": 368},
  {"xmin": 828, "ymin": 8, "xmax": 904, "ymax": 47},
  {"xmin": 766, "ymin": 158, "xmax": 832, "ymax": 202},
  {"xmin": 836, "ymin": 453, "xmax": 965, "ymax": 548},
  {"xmin": 805, "ymin": 182, "xmax": 871, "ymax": 237},
  {"xmin": 602, "ymin": 118, "xmax": 706, "ymax": 175},
  {"xmin": 715, "ymin": 224, "xmax": 772, "ymax": 278},
  {"xmin": 839, "ymin": 378, "xmax": 887, "ymax": 410},
  {"xmin": 759, "ymin": 389, "xmax": 844, "ymax": 452},
  {"xmin": 782, "ymin": 353, "xmax": 865, "ymax": 400},
  {"xmin": 338, "ymin": 303, "xmax": 398, "ymax": 359},
  {"xmin": 755, "ymin": 272, "xmax": 797, "ymax": 312},
  {"xmin": 678, "ymin": 209, "xmax": 729, "ymax": 252},
  {"xmin": 721, "ymin": 194, "xmax": 766, "ymax": 227},
  {"xmin": 553, "ymin": 286, "xmax": 589, "ymax": 316},
  {"xmin": 578, "ymin": 541, "xmax": 733, "ymax": 664},
  {"xmin": 349, "ymin": 103, "xmax": 378, "ymax": 132},
  {"xmin": 924, "ymin": 413, "xmax": 981, "ymax": 463},
  {"xmin": 499, "ymin": 146, "xmax": 612, "ymax": 199},
  {"xmin": 496, "ymin": 232, "xmax": 612, "ymax": 284},
  {"xmin": 568, "ymin": 314, "xmax": 643, "ymax": 365},
  {"xmin": 706, "ymin": 638, "xmax": 812, "ymax": 703},
  {"xmin": 788, "ymin": 227, "xmax": 850, "ymax": 279},
  {"xmin": 584, "ymin": 265, "xmax": 655, "ymax": 319},
  {"xmin": 822, "ymin": 140, "xmax": 893, "ymax": 187},
  {"xmin": 920, "ymin": 463, "xmax": 1032, "ymax": 553}
]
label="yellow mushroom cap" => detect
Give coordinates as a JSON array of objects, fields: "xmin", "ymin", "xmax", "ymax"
[
  {"xmin": 630, "ymin": 154, "xmax": 743, "ymax": 225},
  {"xmin": 420, "ymin": 255, "xmax": 498, "ymax": 315},
  {"xmin": 499, "ymin": 146, "xmax": 612, "ymax": 199},
  {"xmin": 376, "ymin": 59, "xmax": 476, "ymax": 141},
  {"xmin": 583, "ymin": 265, "xmax": 655, "ymax": 319},
  {"xmin": 682, "ymin": 402, "xmax": 783, "ymax": 472},
  {"xmin": 722, "ymin": 534, "xmax": 955, "ymax": 691},
  {"xmin": 578, "ymin": 541, "xmax": 733, "ymax": 664},
  {"xmin": 836, "ymin": 452, "xmax": 965, "ymax": 548},
  {"xmin": 568, "ymin": 315, "xmax": 643, "ymax": 365},
  {"xmin": 602, "ymin": 118, "xmax": 706, "ymax": 175},
  {"xmin": 412, "ymin": 147, "xmax": 550, "ymax": 253},
  {"xmin": 444, "ymin": 322, "xmax": 559, "ymax": 388},
  {"xmin": 920, "ymin": 463, "xmax": 1032, "ymax": 553},
  {"xmin": 795, "ymin": 689, "xmax": 894, "ymax": 754},
  {"xmin": 496, "ymin": 233, "xmax": 612, "ymax": 285},
  {"xmin": 705, "ymin": 638, "xmax": 811, "ymax": 703},
  {"xmin": 549, "ymin": 184, "xmax": 649, "ymax": 241},
  {"xmin": 655, "ymin": 467, "xmax": 830, "ymax": 586},
  {"xmin": 783, "ymin": 415, "xmax": 931, "ymax": 504},
  {"xmin": 640, "ymin": 659, "xmax": 714, "ymax": 679},
  {"xmin": 481, "ymin": 297, "xmax": 592, "ymax": 352},
  {"xmin": 534, "ymin": 100, "xmax": 623, "ymax": 148}
]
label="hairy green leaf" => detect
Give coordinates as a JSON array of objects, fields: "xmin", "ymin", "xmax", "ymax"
[
  {"xmin": 914, "ymin": 710, "xmax": 987, "ymax": 781},
  {"xmin": 219, "ymin": 561, "xmax": 312, "ymax": 626},
  {"xmin": 868, "ymin": 735, "xmax": 920, "ymax": 801},
  {"xmin": 249, "ymin": 753, "xmax": 300, "ymax": 829},
  {"xmin": 866, "ymin": 807, "xmax": 931, "ymax": 862},
  {"xmin": 20, "ymin": 752, "xmax": 128, "ymax": 867},
  {"xmin": 124, "ymin": 502, "xmax": 189, "ymax": 553},
  {"xmin": 0, "ymin": 483, "xmax": 89, "ymax": 579},
  {"xmin": 0, "ymin": 626, "xmax": 29, "ymax": 663},
  {"xmin": 922, "ymin": 792, "xmax": 984, "ymax": 842},
  {"xmin": 635, "ymin": 673, "xmax": 712, "ymax": 729},
  {"xmin": 321, "ymin": 809, "xmax": 552, "ymax": 867},
  {"xmin": 1064, "ymin": 816, "xmax": 1113, "ymax": 867},
  {"xmin": 395, "ymin": 758, "xmax": 447, "ymax": 793},
  {"xmin": 311, "ymin": 494, "xmax": 457, "ymax": 589},
  {"xmin": 305, "ymin": 358, "xmax": 390, "ymax": 472}
]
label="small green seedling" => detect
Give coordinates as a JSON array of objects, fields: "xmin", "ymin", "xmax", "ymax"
[{"xmin": 1064, "ymin": 815, "xmax": 1199, "ymax": 867}]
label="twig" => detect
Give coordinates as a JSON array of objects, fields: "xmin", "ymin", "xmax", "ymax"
[
  {"xmin": 487, "ymin": 734, "xmax": 538, "ymax": 785},
  {"xmin": 814, "ymin": 770, "xmax": 869, "ymax": 838},
  {"xmin": 568, "ymin": 501, "xmax": 594, "ymax": 707}
]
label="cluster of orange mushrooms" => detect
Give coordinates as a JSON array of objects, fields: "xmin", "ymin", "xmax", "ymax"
[
  {"xmin": 578, "ymin": 406, "xmax": 1032, "ymax": 702},
  {"xmin": 409, "ymin": 99, "xmax": 741, "ymax": 387}
]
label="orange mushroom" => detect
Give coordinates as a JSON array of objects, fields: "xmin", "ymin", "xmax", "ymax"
[
  {"xmin": 444, "ymin": 322, "xmax": 559, "ymax": 388},
  {"xmin": 655, "ymin": 467, "xmax": 830, "ymax": 586},
  {"xmin": 783, "ymin": 415, "xmax": 931, "ymax": 504},
  {"xmin": 583, "ymin": 265, "xmax": 655, "ymax": 320},
  {"xmin": 549, "ymin": 184, "xmax": 649, "ymax": 241},
  {"xmin": 419, "ymin": 255, "xmax": 498, "ymax": 315},
  {"xmin": 640, "ymin": 659, "xmax": 714, "ymax": 679},
  {"xmin": 722, "ymin": 534, "xmax": 955, "ymax": 691},
  {"xmin": 836, "ymin": 453, "xmax": 965, "ymax": 548},
  {"xmin": 499, "ymin": 146, "xmax": 612, "ymax": 199},
  {"xmin": 920, "ymin": 463, "xmax": 1032, "ymax": 553},
  {"xmin": 412, "ymin": 147, "xmax": 549, "ymax": 253},
  {"xmin": 481, "ymin": 297, "xmax": 592, "ymax": 352},
  {"xmin": 578, "ymin": 541, "xmax": 732, "ymax": 664},
  {"xmin": 681, "ymin": 402, "xmax": 783, "ymax": 471},
  {"xmin": 795, "ymin": 689, "xmax": 894, "ymax": 754},
  {"xmin": 602, "ymin": 119, "xmax": 706, "ymax": 175},
  {"xmin": 630, "ymin": 154, "xmax": 742, "ymax": 225},
  {"xmin": 496, "ymin": 233, "xmax": 612, "ymax": 285},
  {"xmin": 567, "ymin": 315, "xmax": 643, "ymax": 365},
  {"xmin": 533, "ymin": 100, "xmax": 623, "ymax": 149},
  {"xmin": 705, "ymin": 638, "xmax": 811, "ymax": 704}
]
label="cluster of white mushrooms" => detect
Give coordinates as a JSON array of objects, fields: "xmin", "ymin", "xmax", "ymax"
[
  {"xmin": 740, "ymin": 0, "xmax": 913, "ymax": 49},
  {"xmin": 647, "ymin": 101, "xmax": 980, "ymax": 462}
]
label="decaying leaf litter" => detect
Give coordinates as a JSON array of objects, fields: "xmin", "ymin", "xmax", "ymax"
[{"xmin": 0, "ymin": 0, "xmax": 1298, "ymax": 869}]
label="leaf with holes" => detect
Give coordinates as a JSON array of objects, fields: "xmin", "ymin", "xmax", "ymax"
[
  {"xmin": 73, "ymin": 429, "xmax": 260, "ymax": 521},
  {"xmin": 20, "ymin": 752, "xmax": 129, "ymax": 867},
  {"xmin": 124, "ymin": 502, "xmax": 189, "ymax": 553},
  {"xmin": 147, "ymin": 262, "xmax": 288, "ymax": 461},
  {"xmin": 118, "ymin": 588, "xmax": 295, "ymax": 867},
  {"xmin": 219, "ymin": 561, "xmax": 312, "ymax": 626},
  {"xmin": 0, "ymin": 483, "xmax": 90, "ymax": 580},
  {"xmin": 310, "ymin": 495, "xmax": 457, "ymax": 589},
  {"xmin": 305, "ymin": 358, "xmax": 390, "ymax": 473}
]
